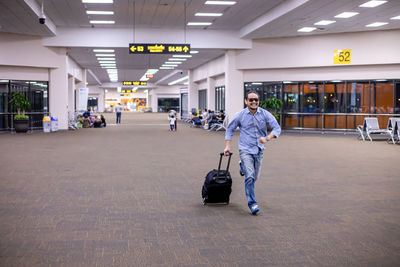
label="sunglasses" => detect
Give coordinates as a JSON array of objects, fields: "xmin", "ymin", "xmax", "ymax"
[{"xmin": 248, "ymin": 98, "xmax": 259, "ymax": 102}]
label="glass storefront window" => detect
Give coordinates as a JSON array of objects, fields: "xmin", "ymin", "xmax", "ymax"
[
  {"xmin": 374, "ymin": 81, "xmax": 394, "ymax": 114},
  {"xmin": 346, "ymin": 81, "xmax": 370, "ymax": 113},
  {"xmin": 302, "ymin": 82, "xmax": 322, "ymax": 113},
  {"xmin": 283, "ymin": 83, "xmax": 299, "ymax": 112}
]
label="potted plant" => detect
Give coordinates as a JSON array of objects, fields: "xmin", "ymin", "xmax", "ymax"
[
  {"xmin": 259, "ymin": 97, "xmax": 283, "ymax": 121},
  {"xmin": 10, "ymin": 92, "xmax": 30, "ymax": 133}
]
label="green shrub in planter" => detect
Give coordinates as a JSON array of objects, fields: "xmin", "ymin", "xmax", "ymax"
[
  {"xmin": 259, "ymin": 97, "xmax": 282, "ymax": 121},
  {"xmin": 10, "ymin": 92, "xmax": 30, "ymax": 120}
]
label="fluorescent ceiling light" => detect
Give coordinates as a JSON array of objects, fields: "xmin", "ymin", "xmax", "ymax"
[
  {"xmin": 90, "ymin": 20, "xmax": 115, "ymax": 24},
  {"xmin": 165, "ymin": 61, "xmax": 182, "ymax": 64},
  {"xmin": 297, "ymin": 27, "xmax": 316, "ymax": 32},
  {"xmin": 168, "ymin": 76, "xmax": 189, "ymax": 86},
  {"xmin": 187, "ymin": 22, "xmax": 212, "ymax": 26},
  {"xmin": 99, "ymin": 61, "xmax": 116, "ymax": 64},
  {"xmin": 314, "ymin": 20, "xmax": 336, "ymax": 25},
  {"xmin": 146, "ymin": 69, "xmax": 159, "ymax": 74},
  {"xmin": 190, "ymin": 50, "xmax": 199, "ymax": 54},
  {"xmin": 283, "ymin": 81, "xmax": 293, "ymax": 84},
  {"xmin": 205, "ymin": 1, "xmax": 236, "ymax": 5},
  {"xmin": 366, "ymin": 22, "xmax": 388, "ymax": 27},
  {"xmin": 375, "ymin": 79, "xmax": 387, "ymax": 81},
  {"xmin": 100, "ymin": 63, "xmax": 116, "ymax": 65},
  {"xmin": 390, "ymin": 15, "xmax": 400, "ymax": 20},
  {"xmin": 334, "ymin": 12, "xmax": 359, "ymax": 18},
  {"xmin": 359, "ymin": 1, "xmax": 387, "ymax": 8},
  {"xmin": 102, "ymin": 66, "xmax": 116, "ymax": 69},
  {"xmin": 172, "ymin": 55, "xmax": 192, "ymax": 58},
  {"xmin": 106, "ymin": 69, "xmax": 118, "ymax": 72},
  {"xmin": 252, "ymin": 83, "xmax": 262, "ymax": 85},
  {"xmin": 168, "ymin": 58, "xmax": 187, "ymax": 61},
  {"xmin": 195, "ymin": 13, "xmax": 223, "ymax": 17},
  {"xmin": 82, "ymin": 0, "xmax": 113, "ymax": 3},
  {"xmin": 87, "ymin": 11, "xmax": 114, "ymax": 15},
  {"xmin": 95, "ymin": 54, "xmax": 115, "ymax": 57},
  {"xmin": 93, "ymin": 49, "xmax": 114, "ymax": 52},
  {"xmin": 162, "ymin": 64, "xmax": 178, "ymax": 67},
  {"xmin": 331, "ymin": 80, "xmax": 343, "ymax": 83},
  {"xmin": 160, "ymin": 67, "xmax": 174, "ymax": 69},
  {"xmin": 97, "ymin": 58, "xmax": 115, "ymax": 61}
]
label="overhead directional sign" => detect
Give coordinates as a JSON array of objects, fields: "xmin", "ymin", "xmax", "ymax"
[
  {"xmin": 123, "ymin": 81, "xmax": 147, "ymax": 86},
  {"xmin": 129, "ymin": 43, "xmax": 191, "ymax": 54}
]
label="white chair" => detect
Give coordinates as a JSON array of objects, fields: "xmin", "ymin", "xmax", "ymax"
[
  {"xmin": 357, "ymin": 117, "xmax": 393, "ymax": 142},
  {"xmin": 387, "ymin": 118, "xmax": 400, "ymax": 144},
  {"xmin": 208, "ymin": 115, "xmax": 229, "ymax": 132}
]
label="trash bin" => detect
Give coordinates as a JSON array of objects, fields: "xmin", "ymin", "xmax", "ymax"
[
  {"xmin": 51, "ymin": 116, "xmax": 58, "ymax": 132},
  {"xmin": 43, "ymin": 116, "xmax": 51, "ymax": 132}
]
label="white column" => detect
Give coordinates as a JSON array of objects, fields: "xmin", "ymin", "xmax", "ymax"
[
  {"xmin": 207, "ymin": 76, "xmax": 215, "ymax": 111},
  {"xmin": 225, "ymin": 50, "xmax": 244, "ymax": 120},
  {"xmin": 188, "ymin": 70, "xmax": 198, "ymax": 112},
  {"xmin": 49, "ymin": 54, "xmax": 68, "ymax": 130},
  {"xmin": 68, "ymin": 75, "xmax": 75, "ymax": 119}
]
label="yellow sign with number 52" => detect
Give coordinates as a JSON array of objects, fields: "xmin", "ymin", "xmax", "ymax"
[{"xmin": 334, "ymin": 49, "xmax": 351, "ymax": 64}]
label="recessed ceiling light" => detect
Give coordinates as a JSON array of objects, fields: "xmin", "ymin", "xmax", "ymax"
[
  {"xmin": 366, "ymin": 22, "xmax": 388, "ymax": 27},
  {"xmin": 168, "ymin": 76, "xmax": 189, "ymax": 86},
  {"xmin": 165, "ymin": 61, "xmax": 182, "ymax": 64},
  {"xmin": 391, "ymin": 15, "xmax": 400, "ymax": 20},
  {"xmin": 334, "ymin": 12, "xmax": 359, "ymax": 18},
  {"xmin": 93, "ymin": 49, "xmax": 114, "ymax": 53},
  {"xmin": 168, "ymin": 58, "xmax": 187, "ymax": 61},
  {"xmin": 160, "ymin": 67, "xmax": 174, "ymax": 69},
  {"xmin": 162, "ymin": 64, "xmax": 178, "ymax": 67},
  {"xmin": 205, "ymin": 1, "xmax": 236, "ymax": 5},
  {"xmin": 195, "ymin": 13, "xmax": 223, "ymax": 17},
  {"xmin": 95, "ymin": 54, "xmax": 115, "ymax": 57},
  {"xmin": 99, "ymin": 61, "xmax": 116, "ymax": 64},
  {"xmin": 314, "ymin": 20, "xmax": 336, "ymax": 25},
  {"xmin": 297, "ymin": 27, "xmax": 316, "ymax": 32},
  {"xmin": 187, "ymin": 22, "xmax": 212, "ymax": 26},
  {"xmin": 90, "ymin": 20, "xmax": 115, "ymax": 24},
  {"xmin": 359, "ymin": 1, "xmax": 387, "ymax": 8},
  {"xmin": 86, "ymin": 11, "xmax": 114, "ymax": 15},
  {"xmin": 172, "ymin": 55, "xmax": 192, "ymax": 58},
  {"xmin": 190, "ymin": 50, "xmax": 199, "ymax": 54},
  {"xmin": 97, "ymin": 57, "xmax": 115, "ymax": 60},
  {"xmin": 82, "ymin": 0, "xmax": 113, "ymax": 3}
]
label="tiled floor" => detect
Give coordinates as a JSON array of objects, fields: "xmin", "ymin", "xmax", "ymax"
[{"xmin": 0, "ymin": 112, "xmax": 399, "ymax": 266}]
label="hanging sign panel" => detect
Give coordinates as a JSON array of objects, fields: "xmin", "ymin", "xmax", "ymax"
[
  {"xmin": 129, "ymin": 43, "xmax": 191, "ymax": 54},
  {"xmin": 123, "ymin": 81, "xmax": 147, "ymax": 86},
  {"xmin": 334, "ymin": 49, "xmax": 351, "ymax": 64}
]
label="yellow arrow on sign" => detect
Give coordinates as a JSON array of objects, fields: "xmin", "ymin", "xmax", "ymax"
[
  {"xmin": 130, "ymin": 46, "xmax": 137, "ymax": 52},
  {"xmin": 183, "ymin": 46, "xmax": 189, "ymax": 53}
]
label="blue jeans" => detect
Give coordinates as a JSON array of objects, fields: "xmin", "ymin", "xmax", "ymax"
[
  {"xmin": 116, "ymin": 112, "xmax": 121, "ymax": 124},
  {"xmin": 239, "ymin": 149, "xmax": 264, "ymax": 208}
]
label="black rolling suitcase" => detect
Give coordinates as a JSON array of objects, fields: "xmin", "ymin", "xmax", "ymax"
[{"xmin": 202, "ymin": 152, "xmax": 232, "ymax": 205}]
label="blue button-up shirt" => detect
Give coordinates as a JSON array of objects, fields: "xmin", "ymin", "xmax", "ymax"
[{"xmin": 225, "ymin": 107, "xmax": 281, "ymax": 154}]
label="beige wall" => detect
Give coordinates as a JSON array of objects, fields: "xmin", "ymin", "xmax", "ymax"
[{"xmin": 0, "ymin": 32, "xmax": 86, "ymax": 130}]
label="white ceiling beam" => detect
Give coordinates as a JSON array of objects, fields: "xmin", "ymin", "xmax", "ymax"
[
  {"xmin": 42, "ymin": 28, "xmax": 252, "ymax": 49},
  {"xmin": 23, "ymin": 0, "xmax": 57, "ymax": 36},
  {"xmin": 87, "ymin": 69, "xmax": 102, "ymax": 86},
  {"xmin": 239, "ymin": 0, "xmax": 310, "ymax": 39}
]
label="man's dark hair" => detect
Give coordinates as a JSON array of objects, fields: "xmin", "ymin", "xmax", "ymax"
[{"xmin": 245, "ymin": 90, "xmax": 260, "ymax": 99}]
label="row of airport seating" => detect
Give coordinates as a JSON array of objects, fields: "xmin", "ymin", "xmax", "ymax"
[
  {"xmin": 357, "ymin": 117, "xmax": 400, "ymax": 144},
  {"xmin": 182, "ymin": 114, "xmax": 229, "ymax": 132}
]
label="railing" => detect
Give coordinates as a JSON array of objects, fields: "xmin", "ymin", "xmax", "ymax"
[{"xmin": 282, "ymin": 112, "xmax": 400, "ymax": 132}]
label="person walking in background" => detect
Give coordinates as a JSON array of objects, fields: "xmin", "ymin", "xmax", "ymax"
[
  {"xmin": 115, "ymin": 103, "xmax": 123, "ymax": 124},
  {"xmin": 168, "ymin": 114, "xmax": 176, "ymax": 131},
  {"xmin": 168, "ymin": 109, "xmax": 177, "ymax": 131},
  {"xmin": 224, "ymin": 91, "xmax": 281, "ymax": 215}
]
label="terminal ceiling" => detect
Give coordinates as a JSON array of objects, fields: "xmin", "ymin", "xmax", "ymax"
[{"xmin": 0, "ymin": 0, "xmax": 399, "ymax": 86}]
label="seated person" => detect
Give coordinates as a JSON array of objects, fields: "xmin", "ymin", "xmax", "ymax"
[
  {"xmin": 101, "ymin": 114, "xmax": 106, "ymax": 127},
  {"xmin": 208, "ymin": 113, "xmax": 219, "ymax": 129},
  {"xmin": 82, "ymin": 108, "xmax": 91, "ymax": 118},
  {"xmin": 77, "ymin": 115, "xmax": 84, "ymax": 129},
  {"xmin": 93, "ymin": 116, "xmax": 102, "ymax": 128},
  {"xmin": 217, "ymin": 110, "xmax": 225, "ymax": 123},
  {"xmin": 82, "ymin": 115, "xmax": 91, "ymax": 128}
]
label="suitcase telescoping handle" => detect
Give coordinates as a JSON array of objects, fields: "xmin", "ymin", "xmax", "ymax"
[{"xmin": 216, "ymin": 152, "xmax": 232, "ymax": 180}]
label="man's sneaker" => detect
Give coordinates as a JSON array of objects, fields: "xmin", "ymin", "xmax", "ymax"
[
  {"xmin": 250, "ymin": 204, "xmax": 259, "ymax": 215},
  {"xmin": 239, "ymin": 161, "xmax": 244, "ymax": 176}
]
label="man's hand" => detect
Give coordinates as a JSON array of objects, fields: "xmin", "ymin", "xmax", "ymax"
[
  {"xmin": 259, "ymin": 137, "xmax": 267, "ymax": 144},
  {"xmin": 224, "ymin": 146, "xmax": 230, "ymax": 156}
]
